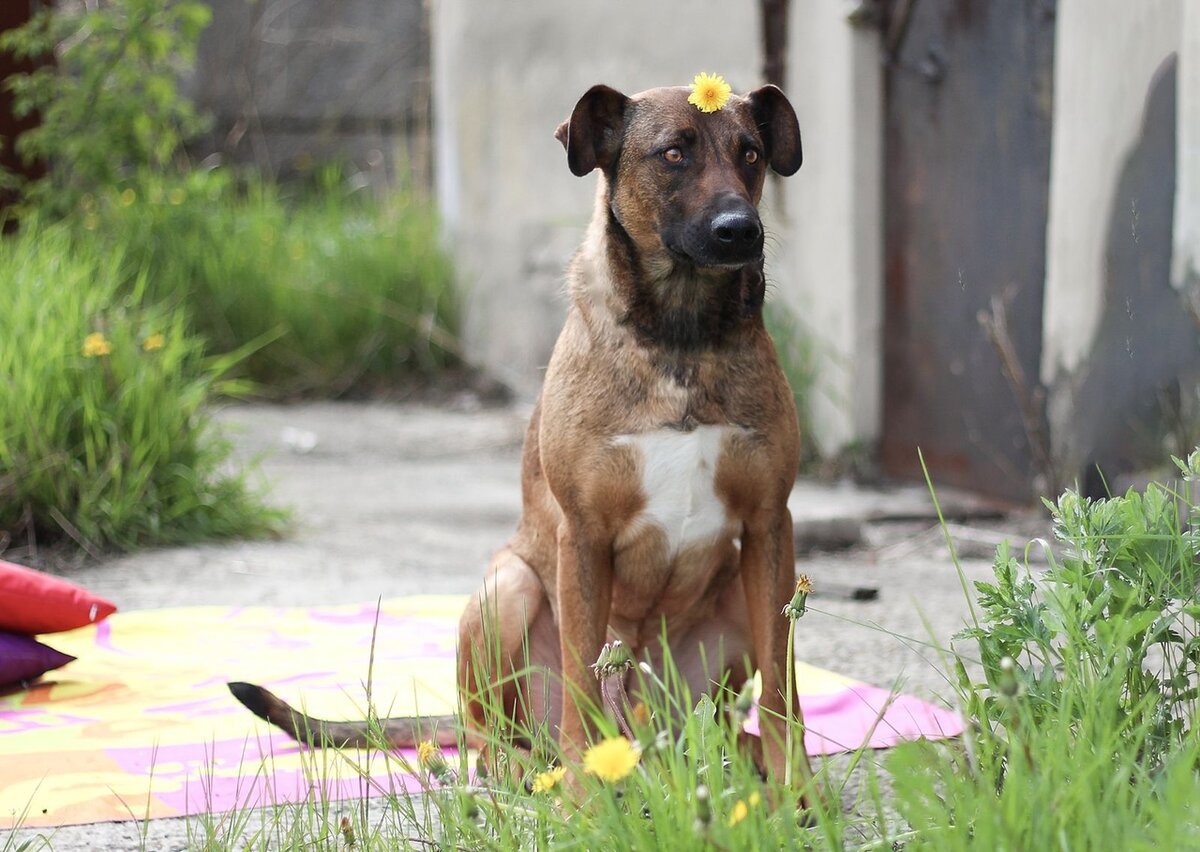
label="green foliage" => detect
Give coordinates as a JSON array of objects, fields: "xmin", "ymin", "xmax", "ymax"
[
  {"xmin": 0, "ymin": 222, "xmax": 284, "ymax": 551},
  {"xmin": 0, "ymin": 0, "xmax": 211, "ymax": 214},
  {"xmin": 71, "ymin": 169, "xmax": 459, "ymax": 397},
  {"xmin": 888, "ymin": 453, "xmax": 1200, "ymax": 848},
  {"xmin": 958, "ymin": 465, "xmax": 1200, "ymax": 767}
]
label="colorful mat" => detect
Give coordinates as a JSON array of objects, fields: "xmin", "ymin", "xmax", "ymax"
[{"xmin": 0, "ymin": 597, "xmax": 963, "ymax": 828}]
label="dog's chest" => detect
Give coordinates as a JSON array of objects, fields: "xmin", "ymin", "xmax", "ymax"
[{"xmin": 612, "ymin": 425, "xmax": 741, "ymax": 556}]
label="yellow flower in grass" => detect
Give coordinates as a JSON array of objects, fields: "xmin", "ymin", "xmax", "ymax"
[
  {"xmin": 531, "ymin": 765, "xmax": 567, "ymax": 793},
  {"xmin": 82, "ymin": 332, "xmax": 112, "ymax": 358},
  {"xmin": 688, "ymin": 72, "xmax": 732, "ymax": 113},
  {"xmin": 119, "ymin": 188, "xmax": 136, "ymax": 206},
  {"xmin": 727, "ymin": 791, "xmax": 762, "ymax": 827},
  {"xmin": 143, "ymin": 333, "xmax": 165, "ymax": 352},
  {"xmin": 783, "ymin": 573, "xmax": 814, "ymax": 620},
  {"xmin": 582, "ymin": 736, "xmax": 640, "ymax": 783},
  {"xmin": 416, "ymin": 740, "xmax": 440, "ymax": 770}
]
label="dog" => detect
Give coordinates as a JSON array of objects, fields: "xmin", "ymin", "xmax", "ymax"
[{"xmin": 229, "ymin": 79, "xmax": 818, "ymax": 801}]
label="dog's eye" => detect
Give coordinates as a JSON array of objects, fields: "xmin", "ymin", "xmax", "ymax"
[
  {"xmin": 662, "ymin": 148, "xmax": 684, "ymax": 164},
  {"xmin": 744, "ymin": 149, "xmax": 760, "ymax": 166}
]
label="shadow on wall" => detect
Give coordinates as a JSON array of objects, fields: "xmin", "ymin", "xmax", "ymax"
[{"xmin": 1074, "ymin": 55, "xmax": 1200, "ymax": 496}]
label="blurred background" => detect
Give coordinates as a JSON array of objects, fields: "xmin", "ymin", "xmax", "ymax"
[{"xmin": 1, "ymin": 0, "xmax": 1197, "ymax": 559}]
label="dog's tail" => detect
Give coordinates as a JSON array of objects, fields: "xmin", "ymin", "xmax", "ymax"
[{"xmin": 227, "ymin": 681, "xmax": 461, "ymax": 750}]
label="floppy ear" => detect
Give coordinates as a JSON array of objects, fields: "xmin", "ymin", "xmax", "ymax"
[
  {"xmin": 554, "ymin": 84, "xmax": 630, "ymax": 177},
  {"xmin": 746, "ymin": 84, "xmax": 803, "ymax": 176}
]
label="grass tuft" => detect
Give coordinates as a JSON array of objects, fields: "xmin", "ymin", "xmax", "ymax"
[
  {"xmin": 75, "ymin": 168, "xmax": 459, "ymax": 399},
  {"xmin": 0, "ymin": 221, "xmax": 285, "ymax": 551}
]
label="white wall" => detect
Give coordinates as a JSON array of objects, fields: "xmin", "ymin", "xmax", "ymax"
[
  {"xmin": 1174, "ymin": 1, "xmax": 1200, "ymax": 292},
  {"xmin": 775, "ymin": 1, "xmax": 883, "ymax": 456},
  {"xmin": 1041, "ymin": 0, "xmax": 1185, "ymax": 380},
  {"xmin": 432, "ymin": 0, "xmax": 883, "ymax": 457}
]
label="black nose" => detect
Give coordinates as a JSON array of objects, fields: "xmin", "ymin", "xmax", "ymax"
[{"xmin": 710, "ymin": 211, "xmax": 762, "ymax": 248}]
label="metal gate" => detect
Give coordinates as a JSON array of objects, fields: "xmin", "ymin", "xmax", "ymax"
[{"xmin": 880, "ymin": 0, "xmax": 1057, "ymax": 501}]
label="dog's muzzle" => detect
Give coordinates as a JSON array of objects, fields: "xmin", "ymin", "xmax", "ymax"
[{"xmin": 670, "ymin": 201, "xmax": 765, "ymax": 269}]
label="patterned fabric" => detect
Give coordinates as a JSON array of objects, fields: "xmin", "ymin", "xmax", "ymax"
[{"xmin": 0, "ymin": 596, "xmax": 962, "ymax": 828}]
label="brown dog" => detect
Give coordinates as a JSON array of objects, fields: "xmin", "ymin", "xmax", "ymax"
[{"xmin": 230, "ymin": 80, "xmax": 817, "ymax": 798}]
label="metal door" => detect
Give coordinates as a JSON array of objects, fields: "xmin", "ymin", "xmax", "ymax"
[{"xmin": 880, "ymin": 0, "xmax": 1057, "ymax": 501}]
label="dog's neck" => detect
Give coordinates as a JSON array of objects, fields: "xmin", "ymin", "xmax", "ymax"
[{"xmin": 571, "ymin": 182, "xmax": 764, "ymax": 358}]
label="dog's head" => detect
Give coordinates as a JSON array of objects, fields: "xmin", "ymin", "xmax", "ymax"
[{"xmin": 555, "ymin": 83, "xmax": 801, "ymax": 271}]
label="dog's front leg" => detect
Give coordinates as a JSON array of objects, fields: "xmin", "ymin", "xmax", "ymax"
[
  {"xmin": 741, "ymin": 508, "xmax": 821, "ymax": 806},
  {"xmin": 554, "ymin": 519, "xmax": 613, "ymax": 762}
]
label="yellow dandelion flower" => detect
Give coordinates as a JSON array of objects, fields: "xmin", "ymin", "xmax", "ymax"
[
  {"xmin": 142, "ymin": 333, "xmax": 165, "ymax": 352},
  {"xmin": 688, "ymin": 72, "xmax": 732, "ymax": 113},
  {"xmin": 82, "ymin": 332, "xmax": 112, "ymax": 358},
  {"xmin": 416, "ymin": 740, "xmax": 440, "ymax": 770},
  {"xmin": 531, "ymin": 765, "xmax": 566, "ymax": 793},
  {"xmin": 727, "ymin": 791, "xmax": 761, "ymax": 827},
  {"xmin": 582, "ymin": 736, "xmax": 640, "ymax": 783},
  {"xmin": 783, "ymin": 573, "xmax": 814, "ymax": 620},
  {"xmin": 168, "ymin": 188, "xmax": 186, "ymax": 206},
  {"xmin": 119, "ymin": 188, "xmax": 136, "ymax": 207}
]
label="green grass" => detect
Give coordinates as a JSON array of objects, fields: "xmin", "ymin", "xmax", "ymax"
[
  {"xmin": 0, "ymin": 222, "xmax": 284, "ymax": 552},
  {"xmin": 75, "ymin": 168, "xmax": 459, "ymax": 398}
]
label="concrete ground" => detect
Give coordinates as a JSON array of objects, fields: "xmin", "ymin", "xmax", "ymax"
[{"xmin": 5, "ymin": 401, "xmax": 1036, "ymax": 851}]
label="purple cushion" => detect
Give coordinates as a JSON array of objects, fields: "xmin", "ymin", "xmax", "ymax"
[{"xmin": 0, "ymin": 631, "xmax": 75, "ymax": 687}]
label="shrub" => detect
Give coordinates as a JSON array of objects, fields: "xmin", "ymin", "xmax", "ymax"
[
  {"xmin": 0, "ymin": 0, "xmax": 211, "ymax": 215},
  {"xmin": 0, "ymin": 222, "xmax": 284, "ymax": 551},
  {"xmin": 74, "ymin": 169, "xmax": 458, "ymax": 397}
]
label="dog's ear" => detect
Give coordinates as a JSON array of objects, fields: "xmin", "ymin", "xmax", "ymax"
[
  {"xmin": 746, "ymin": 85, "xmax": 802, "ymax": 176},
  {"xmin": 555, "ymin": 85, "xmax": 630, "ymax": 177}
]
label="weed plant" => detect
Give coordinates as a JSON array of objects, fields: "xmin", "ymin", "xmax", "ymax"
[
  {"xmin": 0, "ymin": 223, "xmax": 284, "ymax": 551},
  {"xmin": 71, "ymin": 169, "xmax": 458, "ymax": 398}
]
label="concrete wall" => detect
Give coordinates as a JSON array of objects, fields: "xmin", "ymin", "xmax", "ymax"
[
  {"xmin": 432, "ymin": 0, "xmax": 884, "ymax": 456},
  {"xmin": 1174, "ymin": 1, "xmax": 1200, "ymax": 293},
  {"xmin": 1041, "ymin": 0, "xmax": 1198, "ymax": 480},
  {"xmin": 777, "ymin": 2, "xmax": 883, "ymax": 456},
  {"xmin": 187, "ymin": 0, "xmax": 430, "ymax": 185}
]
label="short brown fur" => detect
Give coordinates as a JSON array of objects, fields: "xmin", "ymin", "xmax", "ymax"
[{"xmin": 229, "ymin": 82, "xmax": 818, "ymax": 803}]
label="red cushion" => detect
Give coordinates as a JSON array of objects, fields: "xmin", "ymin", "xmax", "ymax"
[
  {"xmin": 0, "ymin": 631, "xmax": 75, "ymax": 686},
  {"xmin": 0, "ymin": 560, "xmax": 117, "ymax": 634}
]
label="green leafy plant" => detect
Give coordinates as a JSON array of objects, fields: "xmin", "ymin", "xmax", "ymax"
[
  {"xmin": 958, "ymin": 455, "xmax": 1200, "ymax": 768},
  {"xmin": 886, "ymin": 450, "xmax": 1200, "ymax": 848},
  {"xmin": 0, "ymin": 0, "xmax": 211, "ymax": 214},
  {"xmin": 0, "ymin": 221, "xmax": 284, "ymax": 551}
]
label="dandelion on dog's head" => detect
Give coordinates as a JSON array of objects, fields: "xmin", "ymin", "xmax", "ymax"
[
  {"xmin": 582, "ymin": 736, "xmax": 640, "ymax": 783},
  {"xmin": 82, "ymin": 332, "xmax": 112, "ymax": 358},
  {"xmin": 688, "ymin": 72, "xmax": 732, "ymax": 113},
  {"xmin": 531, "ymin": 765, "xmax": 566, "ymax": 793}
]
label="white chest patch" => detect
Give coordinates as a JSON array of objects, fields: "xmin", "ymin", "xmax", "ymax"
[{"xmin": 614, "ymin": 426, "xmax": 741, "ymax": 556}]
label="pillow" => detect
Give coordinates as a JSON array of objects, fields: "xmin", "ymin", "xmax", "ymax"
[
  {"xmin": 0, "ymin": 631, "xmax": 75, "ymax": 687},
  {"xmin": 0, "ymin": 560, "xmax": 117, "ymax": 634}
]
